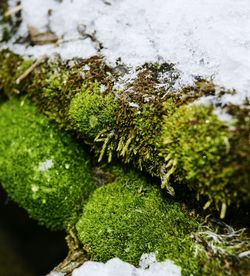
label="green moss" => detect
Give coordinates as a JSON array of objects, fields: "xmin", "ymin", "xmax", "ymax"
[
  {"xmin": 0, "ymin": 97, "xmax": 96, "ymax": 230},
  {"xmin": 25, "ymin": 55, "xmax": 115, "ymax": 131},
  {"xmin": 0, "ymin": 50, "xmax": 249, "ymax": 215},
  {"xmin": 76, "ymin": 167, "xmax": 203, "ymax": 275},
  {"xmin": 160, "ymin": 103, "xmax": 250, "ymax": 216},
  {"xmin": 26, "ymin": 57, "xmax": 77, "ymax": 128},
  {"xmin": 69, "ymin": 83, "xmax": 119, "ymax": 140}
]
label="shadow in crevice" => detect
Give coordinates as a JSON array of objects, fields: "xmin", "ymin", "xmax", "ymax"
[{"xmin": 0, "ymin": 186, "xmax": 68, "ymax": 276}]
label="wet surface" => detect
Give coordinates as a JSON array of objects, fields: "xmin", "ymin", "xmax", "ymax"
[{"xmin": 0, "ymin": 186, "xmax": 68, "ymax": 276}]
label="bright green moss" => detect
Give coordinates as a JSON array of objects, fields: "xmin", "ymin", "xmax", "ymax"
[
  {"xmin": 0, "ymin": 50, "xmax": 248, "ymax": 216},
  {"xmin": 76, "ymin": 167, "xmax": 203, "ymax": 275},
  {"xmin": 0, "ymin": 97, "xmax": 96, "ymax": 230},
  {"xmin": 160, "ymin": 103, "xmax": 250, "ymax": 216},
  {"xmin": 69, "ymin": 83, "xmax": 118, "ymax": 140}
]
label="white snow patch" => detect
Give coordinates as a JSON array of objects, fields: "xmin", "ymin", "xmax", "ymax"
[
  {"xmin": 47, "ymin": 272, "xmax": 65, "ymax": 276},
  {"xmin": 213, "ymin": 109, "xmax": 234, "ymax": 124},
  {"xmin": 38, "ymin": 159, "xmax": 53, "ymax": 171},
  {"xmin": 72, "ymin": 254, "xmax": 181, "ymax": 276},
  {"xmin": 2, "ymin": 0, "xmax": 250, "ymax": 105}
]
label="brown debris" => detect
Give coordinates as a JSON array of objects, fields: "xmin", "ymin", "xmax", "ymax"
[{"xmin": 28, "ymin": 25, "xmax": 58, "ymax": 45}]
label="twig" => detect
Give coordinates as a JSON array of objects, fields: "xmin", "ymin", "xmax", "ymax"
[
  {"xmin": 47, "ymin": 249, "xmax": 88, "ymax": 276},
  {"xmin": 16, "ymin": 55, "xmax": 47, "ymax": 85},
  {"xmin": 4, "ymin": 5, "xmax": 22, "ymax": 17}
]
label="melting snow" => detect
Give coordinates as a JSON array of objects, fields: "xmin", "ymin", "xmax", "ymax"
[{"xmin": 2, "ymin": 0, "xmax": 250, "ymax": 104}]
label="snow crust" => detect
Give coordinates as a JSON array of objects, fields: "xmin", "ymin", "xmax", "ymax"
[
  {"xmin": 2, "ymin": 0, "xmax": 250, "ymax": 102},
  {"xmin": 72, "ymin": 254, "xmax": 181, "ymax": 276}
]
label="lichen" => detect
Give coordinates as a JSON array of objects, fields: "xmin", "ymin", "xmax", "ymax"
[{"xmin": 0, "ymin": 97, "xmax": 96, "ymax": 230}]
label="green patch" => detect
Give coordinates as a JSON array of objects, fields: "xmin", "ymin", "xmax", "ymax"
[
  {"xmin": 0, "ymin": 97, "xmax": 96, "ymax": 230},
  {"xmin": 76, "ymin": 167, "xmax": 203, "ymax": 275}
]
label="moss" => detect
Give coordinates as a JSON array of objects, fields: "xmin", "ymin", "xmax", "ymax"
[
  {"xmin": 26, "ymin": 56, "xmax": 77, "ymax": 128},
  {"xmin": 0, "ymin": 50, "xmax": 249, "ymax": 215},
  {"xmin": 76, "ymin": 167, "xmax": 204, "ymax": 275},
  {"xmin": 92, "ymin": 75, "xmax": 219, "ymax": 176},
  {"xmin": 0, "ymin": 97, "xmax": 96, "ymax": 230},
  {"xmin": 25, "ymin": 55, "xmax": 115, "ymax": 131},
  {"xmin": 92, "ymin": 64, "xmax": 170, "ymax": 170},
  {"xmin": 160, "ymin": 103, "xmax": 250, "ymax": 216},
  {"xmin": 69, "ymin": 82, "xmax": 119, "ymax": 140}
]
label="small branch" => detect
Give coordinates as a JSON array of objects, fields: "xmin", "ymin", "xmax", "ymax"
[
  {"xmin": 16, "ymin": 55, "xmax": 47, "ymax": 85},
  {"xmin": 47, "ymin": 249, "xmax": 88, "ymax": 276},
  {"xmin": 4, "ymin": 4, "xmax": 22, "ymax": 17},
  {"xmin": 47, "ymin": 227, "xmax": 89, "ymax": 275}
]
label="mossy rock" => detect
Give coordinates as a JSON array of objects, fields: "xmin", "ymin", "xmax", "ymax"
[
  {"xmin": 76, "ymin": 167, "xmax": 205, "ymax": 275},
  {"xmin": 0, "ymin": 97, "xmax": 96, "ymax": 230}
]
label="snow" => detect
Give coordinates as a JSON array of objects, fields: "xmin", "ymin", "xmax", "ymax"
[
  {"xmin": 2, "ymin": 0, "xmax": 250, "ymax": 105},
  {"xmin": 72, "ymin": 254, "xmax": 181, "ymax": 276},
  {"xmin": 47, "ymin": 272, "xmax": 65, "ymax": 276},
  {"xmin": 38, "ymin": 159, "xmax": 53, "ymax": 171}
]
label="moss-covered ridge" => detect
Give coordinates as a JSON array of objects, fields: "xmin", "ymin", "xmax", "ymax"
[
  {"xmin": 0, "ymin": 49, "xmax": 249, "ymax": 217},
  {"xmin": 0, "ymin": 97, "xmax": 96, "ymax": 230}
]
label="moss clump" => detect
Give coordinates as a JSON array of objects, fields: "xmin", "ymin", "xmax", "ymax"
[
  {"xmin": 69, "ymin": 83, "xmax": 119, "ymax": 140},
  {"xmin": 0, "ymin": 97, "xmax": 96, "ymax": 230},
  {"xmin": 160, "ymin": 103, "xmax": 250, "ymax": 216},
  {"xmin": 76, "ymin": 167, "xmax": 203, "ymax": 275}
]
